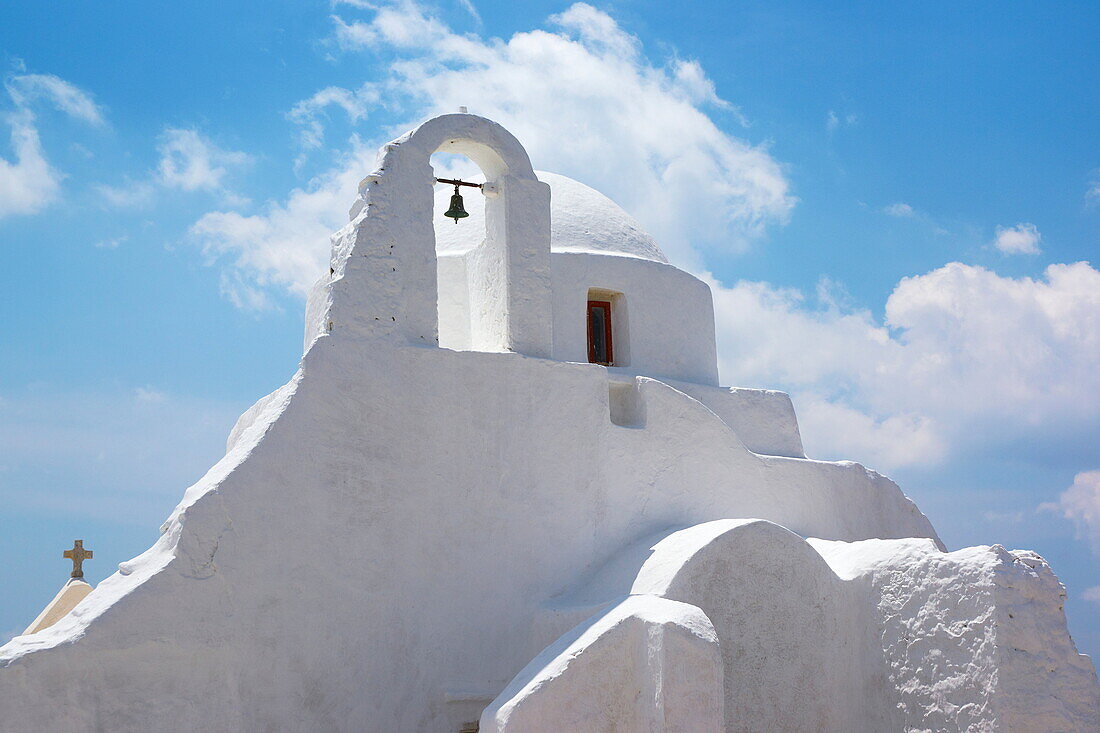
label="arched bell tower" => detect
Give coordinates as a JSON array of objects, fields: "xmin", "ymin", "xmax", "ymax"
[{"xmin": 329, "ymin": 113, "xmax": 553, "ymax": 358}]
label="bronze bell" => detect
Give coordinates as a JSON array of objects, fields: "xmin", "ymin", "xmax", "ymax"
[{"xmin": 444, "ymin": 185, "xmax": 469, "ymax": 223}]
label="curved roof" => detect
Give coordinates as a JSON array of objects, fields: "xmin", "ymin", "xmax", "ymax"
[{"xmin": 434, "ymin": 171, "xmax": 669, "ymax": 264}]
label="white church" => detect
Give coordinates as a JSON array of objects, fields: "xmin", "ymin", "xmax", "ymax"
[{"xmin": 2, "ymin": 113, "xmax": 1098, "ymax": 732}]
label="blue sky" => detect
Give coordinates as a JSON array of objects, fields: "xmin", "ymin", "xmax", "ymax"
[{"xmin": 2, "ymin": 1, "xmax": 1098, "ymax": 658}]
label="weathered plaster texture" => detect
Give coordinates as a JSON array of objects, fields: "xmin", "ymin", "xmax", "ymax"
[
  {"xmin": 812, "ymin": 538, "xmax": 1100, "ymax": 732},
  {"xmin": 512, "ymin": 521, "xmax": 1098, "ymax": 732},
  {"xmin": 2, "ymin": 113, "xmax": 1095, "ymax": 732},
  {"xmin": 481, "ymin": 595, "xmax": 723, "ymax": 732},
  {"xmin": 530, "ymin": 519, "xmax": 892, "ymax": 731}
]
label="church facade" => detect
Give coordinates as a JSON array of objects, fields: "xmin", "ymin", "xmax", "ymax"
[{"xmin": 2, "ymin": 113, "xmax": 1097, "ymax": 731}]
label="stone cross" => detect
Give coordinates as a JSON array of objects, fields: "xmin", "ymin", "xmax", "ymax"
[{"xmin": 63, "ymin": 539, "xmax": 93, "ymax": 579}]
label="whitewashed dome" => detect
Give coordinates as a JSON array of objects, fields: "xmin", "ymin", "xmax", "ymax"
[{"xmin": 433, "ymin": 170, "xmax": 669, "ymax": 264}]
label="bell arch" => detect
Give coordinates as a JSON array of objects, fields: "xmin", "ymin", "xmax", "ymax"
[{"xmin": 338, "ymin": 113, "xmax": 552, "ymax": 357}]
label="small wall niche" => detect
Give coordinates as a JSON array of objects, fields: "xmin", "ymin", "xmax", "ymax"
[{"xmin": 609, "ymin": 378, "xmax": 646, "ymax": 428}]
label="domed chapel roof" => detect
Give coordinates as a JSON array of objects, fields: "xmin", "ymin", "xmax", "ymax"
[{"xmin": 433, "ymin": 170, "xmax": 669, "ymax": 264}]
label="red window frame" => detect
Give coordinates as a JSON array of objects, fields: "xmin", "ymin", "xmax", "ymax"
[{"xmin": 587, "ymin": 299, "xmax": 614, "ymax": 365}]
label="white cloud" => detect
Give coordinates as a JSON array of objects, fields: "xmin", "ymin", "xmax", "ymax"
[
  {"xmin": 1046, "ymin": 471, "xmax": 1100, "ymax": 553},
  {"xmin": 157, "ymin": 128, "xmax": 250, "ymax": 193},
  {"xmin": 711, "ymin": 261, "xmax": 1100, "ymax": 469},
  {"xmin": 5, "ymin": 73, "xmax": 105, "ymax": 127},
  {"xmin": 826, "ymin": 109, "xmax": 857, "ymax": 133},
  {"xmin": 883, "ymin": 202, "xmax": 915, "ymax": 218},
  {"xmin": 880, "ymin": 202, "xmax": 952, "ymax": 236},
  {"xmin": 192, "ymin": 1, "xmax": 793, "ymax": 303},
  {"xmin": 551, "ymin": 2, "xmax": 641, "ymax": 59},
  {"xmin": 219, "ymin": 270, "xmax": 277, "ymax": 311},
  {"xmin": 327, "ymin": 1, "xmax": 792, "ymax": 262},
  {"xmin": 0, "ymin": 111, "xmax": 60, "ymax": 217},
  {"xmin": 1083, "ymin": 586, "xmax": 1100, "ymax": 603},
  {"xmin": 331, "ymin": 1, "xmax": 456, "ymax": 50},
  {"xmin": 95, "ymin": 235, "xmax": 128, "ymax": 249},
  {"xmin": 95, "ymin": 128, "xmax": 251, "ymax": 209},
  {"xmin": 134, "ymin": 386, "xmax": 168, "ymax": 404},
  {"xmin": 456, "ymin": 0, "xmax": 481, "ymax": 24},
  {"xmin": 187, "ymin": 1, "xmax": 1100, "ymax": 478},
  {"xmin": 190, "ymin": 139, "xmax": 376, "ymax": 302},
  {"xmin": 706, "ymin": 274, "xmax": 935, "ymax": 469},
  {"xmin": 288, "ymin": 84, "xmax": 380, "ymax": 151},
  {"xmin": 982, "ymin": 510, "xmax": 1025, "ymax": 524},
  {"xmin": 0, "ymin": 71, "xmax": 103, "ymax": 218},
  {"xmin": 883, "ymin": 262, "xmax": 1100, "ymax": 423},
  {"xmin": 94, "ymin": 179, "xmax": 156, "ymax": 208},
  {"xmin": 992, "ymin": 222, "xmax": 1042, "ymax": 255},
  {"xmin": 795, "ymin": 394, "xmax": 945, "ymax": 469}
]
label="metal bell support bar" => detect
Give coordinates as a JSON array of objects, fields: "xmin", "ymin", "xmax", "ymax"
[
  {"xmin": 435, "ymin": 178, "xmax": 481, "ymax": 223},
  {"xmin": 435, "ymin": 178, "xmax": 482, "ymax": 188}
]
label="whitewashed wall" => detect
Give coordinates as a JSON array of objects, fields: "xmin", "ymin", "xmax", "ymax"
[{"xmin": 2, "ymin": 114, "xmax": 1094, "ymax": 733}]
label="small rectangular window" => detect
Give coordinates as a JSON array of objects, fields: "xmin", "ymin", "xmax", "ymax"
[{"xmin": 588, "ymin": 300, "xmax": 613, "ymax": 365}]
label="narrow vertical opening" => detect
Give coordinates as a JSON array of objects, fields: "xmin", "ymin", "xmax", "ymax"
[
  {"xmin": 587, "ymin": 288, "xmax": 628, "ymax": 366},
  {"xmin": 431, "ymin": 152, "xmax": 484, "ymax": 351},
  {"xmin": 587, "ymin": 299, "xmax": 613, "ymax": 365}
]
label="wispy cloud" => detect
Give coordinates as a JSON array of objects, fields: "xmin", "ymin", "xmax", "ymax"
[
  {"xmin": 883, "ymin": 202, "xmax": 915, "ymax": 218},
  {"xmin": 218, "ymin": 270, "xmax": 276, "ymax": 311},
  {"xmin": 982, "ymin": 510, "xmax": 1025, "ymax": 524},
  {"xmin": 333, "ymin": 0, "xmax": 791, "ymax": 261},
  {"xmin": 876, "ymin": 201, "xmax": 950, "ymax": 236},
  {"xmin": 992, "ymin": 222, "xmax": 1041, "ymax": 255},
  {"xmin": 94, "ymin": 179, "xmax": 155, "ymax": 208},
  {"xmin": 187, "ymin": 140, "xmax": 373, "ymax": 307},
  {"xmin": 826, "ymin": 109, "xmax": 857, "ymax": 134},
  {"xmin": 192, "ymin": 0, "xmax": 793, "ymax": 306},
  {"xmin": 96, "ymin": 127, "xmax": 251, "ymax": 209},
  {"xmin": 287, "ymin": 83, "xmax": 379, "ymax": 153},
  {"xmin": 133, "ymin": 386, "xmax": 168, "ymax": 404},
  {"xmin": 0, "ymin": 111, "xmax": 61, "ymax": 218},
  {"xmin": 157, "ymin": 128, "xmax": 251, "ymax": 194},
  {"xmin": 94, "ymin": 235, "xmax": 128, "ymax": 250},
  {"xmin": 183, "ymin": 1, "xmax": 1100, "ymax": 479},
  {"xmin": 456, "ymin": 0, "xmax": 481, "ymax": 25},
  {"xmin": 5, "ymin": 73, "xmax": 106, "ymax": 127},
  {"xmin": 1042, "ymin": 471, "xmax": 1100, "ymax": 553},
  {"xmin": 1087, "ymin": 178, "xmax": 1100, "ymax": 206},
  {"xmin": 0, "ymin": 70, "xmax": 104, "ymax": 218}
]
